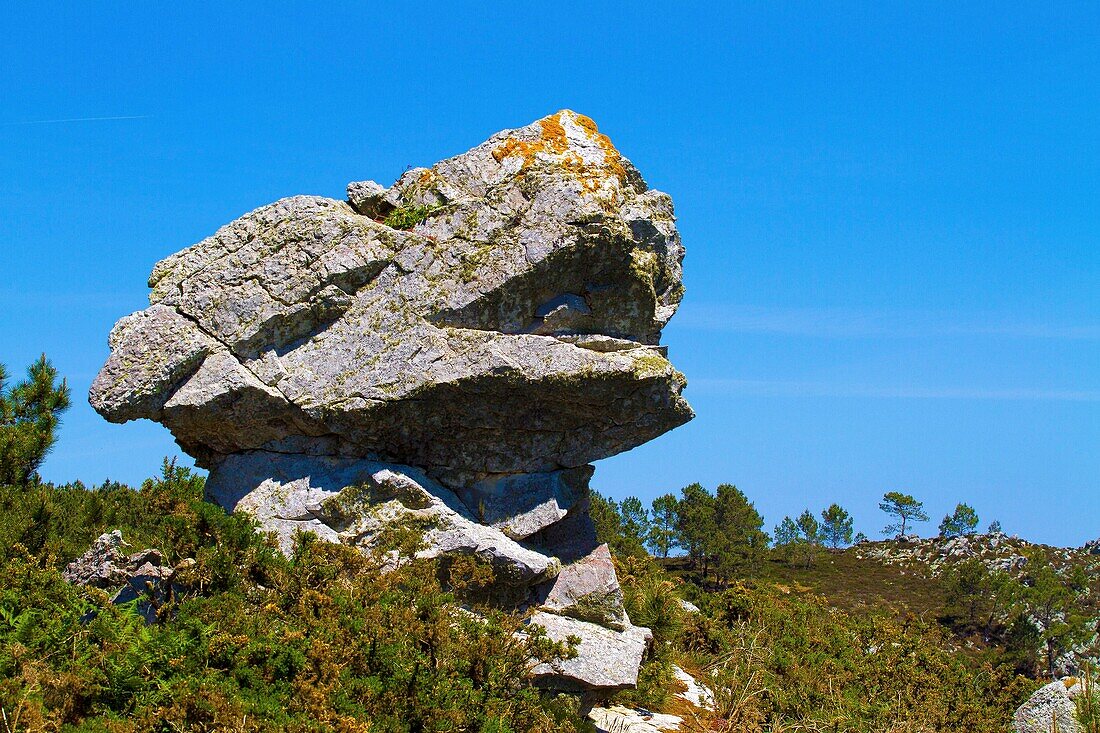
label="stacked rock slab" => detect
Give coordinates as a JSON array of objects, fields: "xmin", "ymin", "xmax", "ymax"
[{"xmin": 90, "ymin": 111, "xmax": 693, "ymax": 691}]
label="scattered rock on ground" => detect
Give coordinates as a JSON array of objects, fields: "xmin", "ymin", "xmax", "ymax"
[
  {"xmin": 63, "ymin": 530, "xmax": 185, "ymax": 622},
  {"xmin": 587, "ymin": 706, "xmax": 682, "ymax": 732},
  {"xmin": 673, "ymin": 665, "xmax": 714, "ymax": 709},
  {"xmin": 527, "ymin": 611, "xmax": 652, "ymax": 691}
]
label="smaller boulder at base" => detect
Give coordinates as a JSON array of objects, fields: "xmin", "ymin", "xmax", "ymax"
[
  {"xmin": 536, "ymin": 543, "xmax": 628, "ymax": 630},
  {"xmin": 527, "ymin": 611, "xmax": 652, "ymax": 692},
  {"xmin": 1013, "ymin": 677, "xmax": 1085, "ymax": 733},
  {"xmin": 63, "ymin": 530, "xmax": 184, "ymax": 623}
]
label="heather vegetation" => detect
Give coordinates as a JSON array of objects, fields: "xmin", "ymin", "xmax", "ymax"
[
  {"xmin": 594, "ymin": 485, "xmax": 1099, "ymax": 730},
  {"xmin": 1, "ymin": 356, "xmax": 1096, "ymax": 731},
  {"xmin": 1, "ymin": 470, "xmax": 1094, "ymax": 733}
]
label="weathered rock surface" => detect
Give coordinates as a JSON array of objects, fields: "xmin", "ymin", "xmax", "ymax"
[
  {"xmin": 90, "ymin": 110, "xmax": 691, "ymax": 481},
  {"xmin": 537, "ymin": 543, "xmax": 628, "ymax": 630},
  {"xmin": 207, "ymin": 451, "xmax": 559, "ymax": 589},
  {"xmin": 527, "ymin": 611, "xmax": 652, "ymax": 691},
  {"xmin": 1013, "ymin": 677, "xmax": 1085, "ymax": 733},
  {"xmin": 63, "ymin": 530, "xmax": 184, "ymax": 622},
  {"xmin": 588, "ymin": 706, "xmax": 683, "ymax": 732},
  {"xmin": 89, "ymin": 111, "xmax": 693, "ymax": 691},
  {"xmin": 455, "ymin": 466, "xmax": 592, "ymax": 540}
]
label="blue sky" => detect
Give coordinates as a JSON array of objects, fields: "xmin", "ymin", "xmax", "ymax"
[{"xmin": 2, "ymin": 3, "xmax": 1096, "ymax": 546}]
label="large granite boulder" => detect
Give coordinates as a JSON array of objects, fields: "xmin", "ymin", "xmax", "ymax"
[
  {"xmin": 90, "ymin": 110, "xmax": 690, "ymax": 482},
  {"xmin": 89, "ymin": 111, "xmax": 692, "ymax": 691},
  {"xmin": 527, "ymin": 611, "xmax": 653, "ymax": 691}
]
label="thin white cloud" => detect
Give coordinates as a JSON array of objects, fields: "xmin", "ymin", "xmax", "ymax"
[
  {"xmin": 690, "ymin": 378, "xmax": 1100, "ymax": 402},
  {"xmin": 4, "ymin": 115, "xmax": 150, "ymax": 126},
  {"xmin": 675, "ymin": 305, "xmax": 1100, "ymax": 340}
]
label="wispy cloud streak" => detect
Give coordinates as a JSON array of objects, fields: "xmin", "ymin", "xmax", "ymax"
[
  {"xmin": 3, "ymin": 115, "xmax": 150, "ymax": 126},
  {"xmin": 690, "ymin": 378, "xmax": 1100, "ymax": 402},
  {"xmin": 675, "ymin": 305, "xmax": 1100, "ymax": 340}
]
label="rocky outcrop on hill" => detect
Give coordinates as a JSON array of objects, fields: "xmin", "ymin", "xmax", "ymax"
[
  {"xmin": 853, "ymin": 533, "xmax": 1086, "ymax": 578},
  {"xmin": 89, "ymin": 111, "xmax": 692, "ymax": 691}
]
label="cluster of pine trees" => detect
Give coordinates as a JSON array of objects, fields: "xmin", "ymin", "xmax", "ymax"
[{"xmin": 593, "ymin": 484, "xmax": 778, "ymax": 585}]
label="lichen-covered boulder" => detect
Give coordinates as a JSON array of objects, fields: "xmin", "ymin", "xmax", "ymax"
[
  {"xmin": 90, "ymin": 110, "xmax": 691, "ymax": 482},
  {"xmin": 90, "ymin": 111, "xmax": 693, "ymax": 692},
  {"xmin": 527, "ymin": 611, "xmax": 652, "ymax": 692},
  {"xmin": 537, "ymin": 544, "xmax": 628, "ymax": 630},
  {"xmin": 1013, "ymin": 677, "xmax": 1085, "ymax": 733},
  {"xmin": 63, "ymin": 530, "xmax": 184, "ymax": 623}
]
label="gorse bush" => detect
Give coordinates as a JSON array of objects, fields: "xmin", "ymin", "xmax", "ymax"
[
  {"xmin": 0, "ymin": 465, "xmax": 589, "ymax": 733},
  {"xmin": 1077, "ymin": 666, "xmax": 1100, "ymax": 733}
]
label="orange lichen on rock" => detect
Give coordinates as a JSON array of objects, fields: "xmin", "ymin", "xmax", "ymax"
[
  {"xmin": 538, "ymin": 114, "xmax": 570, "ymax": 155},
  {"xmin": 492, "ymin": 111, "xmax": 627, "ymax": 195},
  {"xmin": 574, "ymin": 113, "xmax": 627, "ymax": 182},
  {"xmin": 491, "ymin": 112, "xmax": 569, "ymax": 168}
]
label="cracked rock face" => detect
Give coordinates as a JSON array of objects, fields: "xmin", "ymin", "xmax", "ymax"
[
  {"xmin": 91, "ymin": 110, "xmax": 691, "ymax": 480},
  {"xmin": 90, "ymin": 111, "xmax": 692, "ymax": 691}
]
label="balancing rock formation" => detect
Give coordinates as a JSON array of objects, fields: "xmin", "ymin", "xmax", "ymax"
[{"xmin": 90, "ymin": 111, "xmax": 692, "ymax": 691}]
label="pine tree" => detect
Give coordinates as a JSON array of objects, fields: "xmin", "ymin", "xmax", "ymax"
[
  {"xmin": 712, "ymin": 484, "xmax": 768, "ymax": 583},
  {"xmin": 938, "ymin": 503, "xmax": 980, "ymax": 537},
  {"xmin": 647, "ymin": 493, "xmax": 679, "ymax": 558},
  {"xmin": 676, "ymin": 483, "xmax": 718, "ymax": 579},
  {"xmin": 1020, "ymin": 553, "xmax": 1091, "ymax": 679},
  {"xmin": 590, "ymin": 491, "xmax": 624, "ymax": 546},
  {"xmin": 619, "ymin": 496, "xmax": 651, "ymax": 552},
  {"xmin": 795, "ymin": 509, "xmax": 821, "ymax": 567},
  {"xmin": 879, "ymin": 491, "xmax": 929, "ymax": 538},
  {"xmin": 773, "ymin": 516, "xmax": 799, "ymax": 547},
  {"xmin": 820, "ymin": 503, "xmax": 854, "ymax": 548},
  {"xmin": 0, "ymin": 355, "xmax": 71, "ymax": 485},
  {"xmin": 590, "ymin": 491, "xmax": 648, "ymax": 558}
]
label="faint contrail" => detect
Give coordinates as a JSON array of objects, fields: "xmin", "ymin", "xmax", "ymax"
[{"xmin": 3, "ymin": 115, "xmax": 150, "ymax": 126}]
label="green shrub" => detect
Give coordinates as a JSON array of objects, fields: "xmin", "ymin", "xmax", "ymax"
[
  {"xmin": 383, "ymin": 204, "xmax": 439, "ymax": 230},
  {"xmin": 1077, "ymin": 665, "xmax": 1100, "ymax": 733},
  {"xmin": 0, "ymin": 466, "xmax": 588, "ymax": 733}
]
